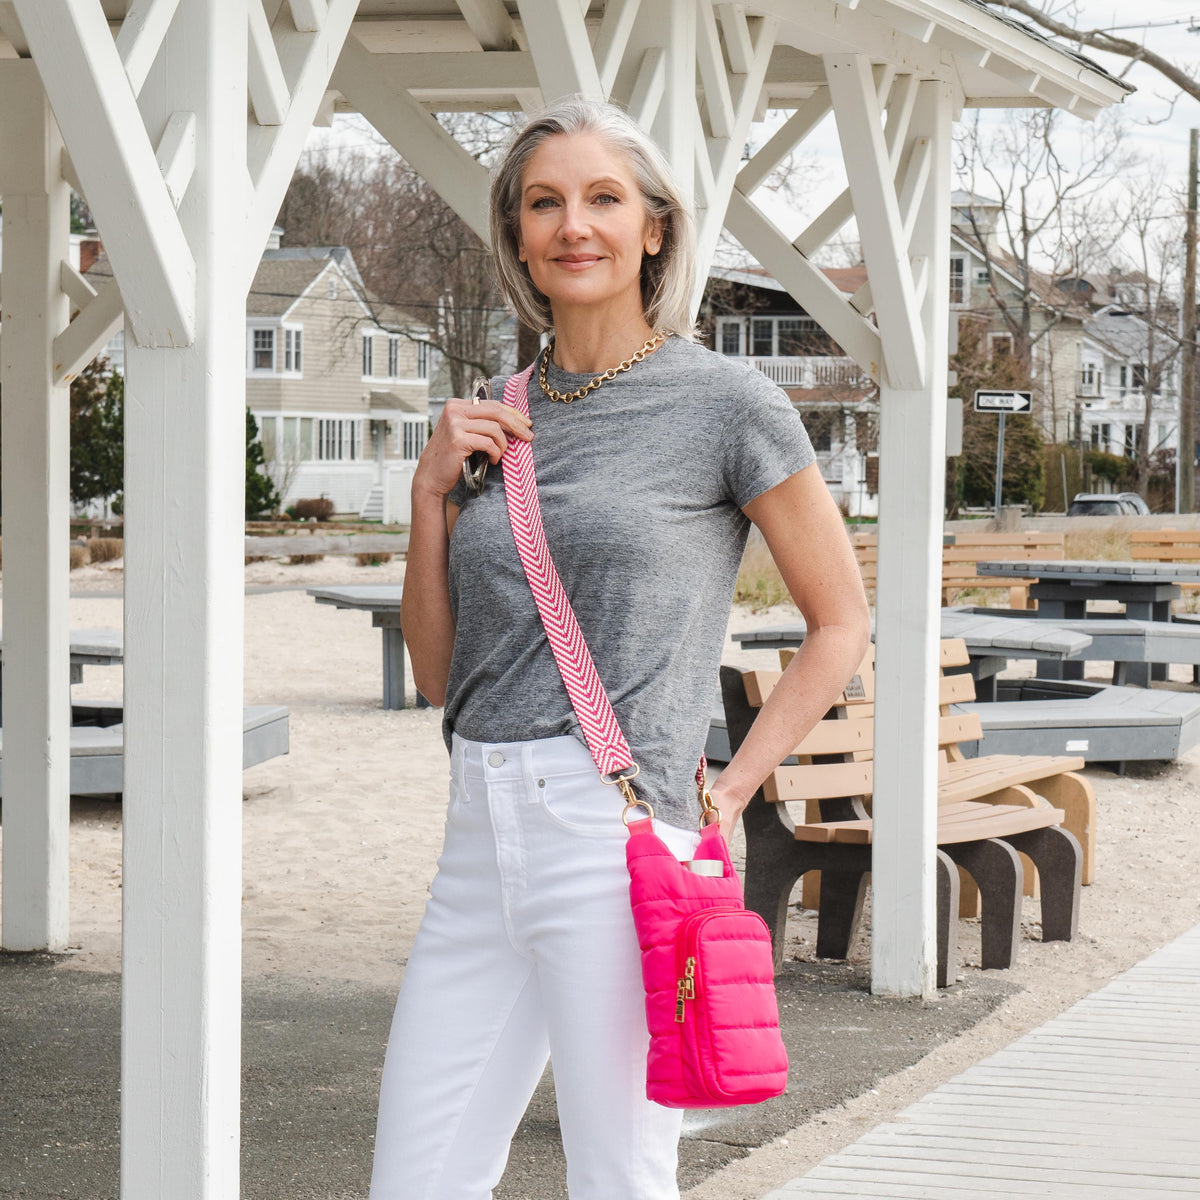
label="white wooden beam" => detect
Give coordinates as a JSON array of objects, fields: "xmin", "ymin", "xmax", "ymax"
[
  {"xmin": 897, "ymin": 133, "xmax": 933, "ymax": 246},
  {"xmin": 120, "ymin": 1, "xmax": 248, "ymax": 1191},
  {"xmin": 715, "ymin": 2, "xmax": 753, "ymax": 74},
  {"xmin": 245, "ymin": 0, "xmax": 359, "ymax": 264},
  {"xmin": 52, "ymin": 278, "xmax": 124, "ymax": 385},
  {"xmin": 0, "ymin": 1, "xmax": 28, "ymax": 55},
  {"xmin": 825, "ymin": 53, "xmax": 924, "ymax": 389},
  {"xmin": 696, "ymin": 0, "xmax": 734, "ymax": 139},
  {"xmin": 332, "ymin": 35, "xmax": 492, "ymax": 244},
  {"xmin": 155, "ymin": 110, "xmax": 197, "ymax": 207},
  {"xmin": 870, "ymin": 77, "xmax": 954, "ymax": 1000},
  {"xmin": 657, "ymin": 0, "xmax": 696, "ymax": 209},
  {"xmin": 59, "ymin": 149, "xmax": 86, "ymax": 203},
  {"xmin": 514, "ymin": 0, "xmax": 603, "ymax": 101},
  {"xmin": 626, "ymin": 45, "xmax": 667, "ymax": 131},
  {"xmin": 288, "ymin": 0, "xmax": 327, "ymax": 33},
  {"xmin": 248, "ymin": 0, "xmax": 291, "ymax": 126},
  {"xmin": 0, "ymin": 68, "xmax": 71, "ymax": 955},
  {"xmin": 455, "ymin": 0, "xmax": 517, "ymax": 51},
  {"xmin": 593, "ymin": 0, "xmax": 641, "ymax": 96},
  {"xmin": 114, "ymin": 0, "xmax": 182, "ymax": 97},
  {"xmin": 15, "ymin": 0, "xmax": 195, "ymax": 347},
  {"xmin": 60, "ymin": 259, "xmax": 97, "ymax": 309},
  {"xmin": 735, "ymin": 90, "xmax": 830, "ymax": 195},
  {"xmin": 724, "ymin": 188, "xmax": 881, "ymax": 379}
]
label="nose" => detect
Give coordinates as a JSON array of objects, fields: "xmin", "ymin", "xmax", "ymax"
[{"xmin": 557, "ymin": 198, "xmax": 592, "ymax": 241}]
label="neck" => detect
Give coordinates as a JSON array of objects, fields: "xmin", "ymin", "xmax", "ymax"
[{"xmin": 549, "ymin": 309, "xmax": 659, "ymax": 374}]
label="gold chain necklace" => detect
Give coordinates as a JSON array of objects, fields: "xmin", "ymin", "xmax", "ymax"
[{"xmin": 538, "ymin": 330, "xmax": 670, "ymax": 403}]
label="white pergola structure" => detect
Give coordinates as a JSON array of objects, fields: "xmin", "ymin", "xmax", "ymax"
[{"xmin": 0, "ymin": 2, "xmax": 1126, "ymax": 1193}]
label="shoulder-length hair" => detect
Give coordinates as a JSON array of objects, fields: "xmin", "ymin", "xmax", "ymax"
[{"xmin": 489, "ymin": 96, "xmax": 697, "ymax": 340}]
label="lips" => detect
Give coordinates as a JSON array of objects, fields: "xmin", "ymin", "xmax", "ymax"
[{"xmin": 555, "ymin": 255, "xmax": 601, "ymax": 265}]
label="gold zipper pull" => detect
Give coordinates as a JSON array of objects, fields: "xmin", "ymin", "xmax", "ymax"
[
  {"xmin": 684, "ymin": 956, "xmax": 696, "ymax": 1000},
  {"xmin": 675, "ymin": 978, "xmax": 688, "ymax": 1022}
]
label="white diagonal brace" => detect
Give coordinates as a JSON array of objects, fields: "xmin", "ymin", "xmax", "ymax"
[
  {"xmin": 289, "ymin": 0, "xmax": 327, "ymax": 33},
  {"xmin": 627, "ymin": 46, "xmax": 667, "ymax": 131},
  {"xmin": 60, "ymin": 260, "xmax": 97, "ymax": 309},
  {"xmin": 156, "ymin": 110, "xmax": 197, "ymax": 207},
  {"xmin": 696, "ymin": 0, "xmax": 734, "ymax": 139},
  {"xmin": 825, "ymin": 53, "xmax": 923, "ymax": 389},
  {"xmin": 332, "ymin": 36, "xmax": 492, "ymax": 244},
  {"xmin": 0, "ymin": 1, "xmax": 28, "ymax": 55},
  {"xmin": 716, "ymin": 3, "xmax": 753, "ymax": 74},
  {"xmin": 15, "ymin": 0, "xmax": 194, "ymax": 347},
  {"xmin": 897, "ymin": 133, "xmax": 933, "ymax": 246},
  {"xmin": 594, "ymin": 0, "xmax": 641, "ymax": 95},
  {"xmin": 51, "ymin": 278, "xmax": 123, "ymax": 385},
  {"xmin": 59, "ymin": 150, "xmax": 86, "ymax": 203},
  {"xmin": 245, "ymin": 0, "xmax": 359, "ymax": 265},
  {"xmin": 725, "ymin": 188, "xmax": 882, "ymax": 380},
  {"xmin": 248, "ymin": 0, "xmax": 290, "ymax": 127},
  {"xmin": 736, "ymin": 90, "xmax": 831, "ymax": 195},
  {"xmin": 114, "ymin": 0, "xmax": 182, "ymax": 97},
  {"xmin": 515, "ymin": 0, "xmax": 603, "ymax": 102},
  {"xmin": 455, "ymin": 0, "xmax": 517, "ymax": 51}
]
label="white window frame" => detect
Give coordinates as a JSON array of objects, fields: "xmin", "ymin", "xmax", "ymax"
[
  {"xmin": 948, "ymin": 256, "xmax": 965, "ymax": 305},
  {"xmin": 400, "ymin": 415, "xmax": 427, "ymax": 461},
  {"xmin": 317, "ymin": 417, "xmax": 365, "ymax": 462},
  {"xmin": 387, "ymin": 335, "xmax": 400, "ymax": 380},
  {"xmin": 249, "ymin": 325, "xmax": 276, "ymax": 374},
  {"xmin": 283, "ymin": 325, "xmax": 303, "ymax": 376},
  {"xmin": 362, "ymin": 333, "xmax": 375, "ymax": 380},
  {"xmin": 717, "ymin": 319, "xmax": 743, "ymax": 356},
  {"xmin": 416, "ymin": 341, "xmax": 430, "ymax": 380}
]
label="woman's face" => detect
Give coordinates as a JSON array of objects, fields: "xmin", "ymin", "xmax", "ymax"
[{"xmin": 516, "ymin": 131, "xmax": 663, "ymax": 324}]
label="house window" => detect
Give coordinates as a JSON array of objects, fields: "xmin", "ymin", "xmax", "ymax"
[
  {"xmin": 974, "ymin": 267, "xmax": 989, "ymax": 284},
  {"xmin": 252, "ymin": 328, "xmax": 275, "ymax": 371},
  {"xmin": 362, "ymin": 335, "xmax": 374, "ymax": 378},
  {"xmin": 416, "ymin": 341, "xmax": 430, "ymax": 379},
  {"xmin": 1132, "ymin": 363, "xmax": 1147, "ymax": 390},
  {"xmin": 989, "ymin": 333, "xmax": 1014, "ymax": 359},
  {"xmin": 949, "ymin": 257, "xmax": 965, "ymax": 304},
  {"xmin": 318, "ymin": 418, "xmax": 363, "ymax": 461},
  {"xmin": 401, "ymin": 419, "xmax": 427, "ymax": 461},
  {"xmin": 1119, "ymin": 365, "xmax": 1128, "ymax": 389},
  {"xmin": 751, "ymin": 318, "xmax": 773, "ymax": 357},
  {"xmin": 259, "ymin": 415, "xmax": 277, "ymax": 460},
  {"xmin": 299, "ymin": 417, "xmax": 315, "ymax": 460},
  {"xmin": 387, "ymin": 336, "xmax": 400, "ymax": 379},
  {"xmin": 1090, "ymin": 423, "xmax": 1110, "ymax": 453},
  {"xmin": 1124, "ymin": 423, "xmax": 1142, "ymax": 458},
  {"xmin": 284, "ymin": 328, "xmax": 302, "ymax": 374},
  {"xmin": 801, "ymin": 410, "xmax": 833, "ymax": 453},
  {"xmin": 719, "ymin": 320, "xmax": 742, "ymax": 356},
  {"xmin": 777, "ymin": 317, "xmax": 818, "ymax": 356}
]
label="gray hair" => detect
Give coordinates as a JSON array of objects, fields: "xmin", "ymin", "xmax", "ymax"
[{"xmin": 489, "ymin": 96, "xmax": 697, "ymax": 340}]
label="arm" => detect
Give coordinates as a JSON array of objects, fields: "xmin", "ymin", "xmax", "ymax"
[
  {"xmin": 708, "ymin": 463, "xmax": 871, "ymax": 842},
  {"xmin": 401, "ymin": 397, "xmax": 533, "ymax": 705}
]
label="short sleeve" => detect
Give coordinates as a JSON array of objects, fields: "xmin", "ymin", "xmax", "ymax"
[
  {"xmin": 447, "ymin": 475, "xmax": 468, "ymax": 508},
  {"xmin": 720, "ymin": 371, "xmax": 816, "ymax": 508}
]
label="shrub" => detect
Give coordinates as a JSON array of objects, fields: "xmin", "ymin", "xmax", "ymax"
[
  {"xmin": 734, "ymin": 537, "xmax": 791, "ymax": 611},
  {"xmin": 69, "ymin": 544, "xmax": 87, "ymax": 569},
  {"xmin": 284, "ymin": 504, "xmax": 299, "ymax": 520},
  {"xmin": 86, "ymin": 537, "xmax": 124, "ymax": 563},
  {"xmin": 244, "ymin": 555, "xmax": 270, "ymax": 565},
  {"xmin": 355, "ymin": 552, "xmax": 393, "ymax": 567},
  {"xmin": 287, "ymin": 553, "xmax": 324, "ymax": 565},
  {"xmin": 294, "ymin": 497, "xmax": 334, "ymax": 521}
]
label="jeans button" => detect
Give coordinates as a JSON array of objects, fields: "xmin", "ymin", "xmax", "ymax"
[{"xmin": 487, "ymin": 750, "xmax": 505, "ymax": 767}]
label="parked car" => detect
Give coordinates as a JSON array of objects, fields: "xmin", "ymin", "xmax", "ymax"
[{"xmin": 1066, "ymin": 492, "xmax": 1147, "ymax": 517}]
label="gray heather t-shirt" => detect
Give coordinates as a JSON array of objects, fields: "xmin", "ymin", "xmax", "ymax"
[{"xmin": 443, "ymin": 335, "xmax": 815, "ymax": 828}]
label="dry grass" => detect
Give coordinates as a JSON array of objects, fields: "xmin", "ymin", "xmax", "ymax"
[
  {"xmin": 1063, "ymin": 527, "xmax": 1131, "ymax": 561},
  {"xmin": 355, "ymin": 552, "xmax": 393, "ymax": 567},
  {"xmin": 244, "ymin": 555, "xmax": 271, "ymax": 565},
  {"xmin": 287, "ymin": 553, "xmax": 325, "ymax": 565},
  {"xmin": 69, "ymin": 544, "xmax": 87, "ymax": 570},
  {"xmin": 734, "ymin": 538, "xmax": 792, "ymax": 611},
  {"xmin": 86, "ymin": 537, "xmax": 124, "ymax": 564}
]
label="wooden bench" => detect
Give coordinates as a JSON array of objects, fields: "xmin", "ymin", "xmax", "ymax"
[
  {"xmin": 1131, "ymin": 529, "xmax": 1200, "ymax": 593},
  {"xmin": 721, "ymin": 660, "xmax": 1082, "ymax": 987},
  {"xmin": 851, "ymin": 531, "xmax": 1065, "ymax": 608}
]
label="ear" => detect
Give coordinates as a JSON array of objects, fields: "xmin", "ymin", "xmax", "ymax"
[
  {"xmin": 517, "ymin": 235, "xmax": 527, "ymax": 263},
  {"xmin": 644, "ymin": 218, "xmax": 664, "ymax": 257}
]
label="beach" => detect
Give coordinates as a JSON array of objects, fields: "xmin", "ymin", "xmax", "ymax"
[{"xmin": 11, "ymin": 564, "xmax": 1200, "ymax": 1197}]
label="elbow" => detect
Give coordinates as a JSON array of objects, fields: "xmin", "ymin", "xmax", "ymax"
[{"xmin": 412, "ymin": 668, "xmax": 447, "ymax": 709}]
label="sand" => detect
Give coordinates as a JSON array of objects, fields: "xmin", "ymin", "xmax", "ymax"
[{"xmin": 10, "ymin": 578, "xmax": 1200, "ymax": 1198}]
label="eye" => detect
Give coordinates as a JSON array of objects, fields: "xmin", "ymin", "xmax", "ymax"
[
  {"xmin": 593, "ymin": 192, "xmax": 620, "ymax": 205},
  {"xmin": 530, "ymin": 196, "xmax": 558, "ymax": 210}
]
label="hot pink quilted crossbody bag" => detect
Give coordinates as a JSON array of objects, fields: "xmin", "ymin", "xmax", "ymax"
[{"xmin": 498, "ymin": 363, "xmax": 788, "ymax": 1109}]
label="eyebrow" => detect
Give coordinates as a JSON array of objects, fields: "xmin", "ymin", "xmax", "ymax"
[{"xmin": 523, "ymin": 177, "xmax": 628, "ymax": 195}]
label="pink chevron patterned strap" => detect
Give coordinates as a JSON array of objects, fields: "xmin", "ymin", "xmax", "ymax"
[{"xmin": 499, "ymin": 363, "xmax": 706, "ymax": 794}]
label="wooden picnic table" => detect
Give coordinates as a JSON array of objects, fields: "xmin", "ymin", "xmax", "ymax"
[
  {"xmin": 975, "ymin": 559, "xmax": 1200, "ymax": 686},
  {"xmin": 0, "ymin": 627, "xmax": 123, "ymax": 712},
  {"xmin": 731, "ymin": 610, "xmax": 1091, "ymax": 701},
  {"xmin": 307, "ymin": 585, "xmax": 429, "ymax": 710}
]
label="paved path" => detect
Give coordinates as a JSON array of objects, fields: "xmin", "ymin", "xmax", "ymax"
[{"xmin": 764, "ymin": 922, "xmax": 1200, "ymax": 1198}]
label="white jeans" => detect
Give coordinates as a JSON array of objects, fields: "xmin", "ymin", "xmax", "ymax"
[{"xmin": 369, "ymin": 733, "xmax": 703, "ymax": 1200}]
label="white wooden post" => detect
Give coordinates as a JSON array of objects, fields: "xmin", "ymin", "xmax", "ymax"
[
  {"xmin": 119, "ymin": 3, "xmax": 246, "ymax": 1193},
  {"xmin": 0, "ymin": 65, "xmax": 72, "ymax": 953},
  {"xmin": 865, "ymin": 77, "xmax": 953, "ymax": 999}
]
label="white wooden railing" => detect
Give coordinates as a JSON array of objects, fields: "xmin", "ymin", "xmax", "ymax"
[{"xmin": 728, "ymin": 355, "xmax": 869, "ymax": 389}]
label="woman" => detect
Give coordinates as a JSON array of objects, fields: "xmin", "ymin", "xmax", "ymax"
[{"xmin": 371, "ymin": 97, "xmax": 870, "ymax": 1199}]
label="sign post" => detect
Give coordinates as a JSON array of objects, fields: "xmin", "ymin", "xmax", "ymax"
[{"xmin": 974, "ymin": 390, "xmax": 1033, "ymax": 513}]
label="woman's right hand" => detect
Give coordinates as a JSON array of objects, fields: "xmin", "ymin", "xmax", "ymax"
[{"xmin": 413, "ymin": 396, "xmax": 533, "ymax": 499}]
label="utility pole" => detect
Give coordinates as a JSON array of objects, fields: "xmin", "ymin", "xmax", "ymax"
[{"xmin": 1180, "ymin": 129, "xmax": 1197, "ymax": 513}]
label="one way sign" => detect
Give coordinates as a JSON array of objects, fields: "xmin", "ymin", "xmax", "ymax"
[{"xmin": 974, "ymin": 389, "xmax": 1033, "ymax": 413}]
